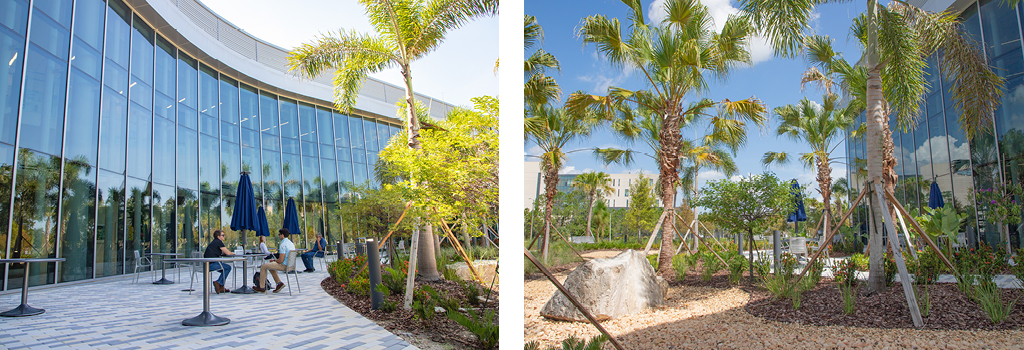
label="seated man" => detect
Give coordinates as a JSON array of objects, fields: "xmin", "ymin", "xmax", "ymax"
[
  {"xmin": 301, "ymin": 233, "xmax": 328, "ymax": 272},
  {"xmin": 204, "ymin": 230, "xmax": 236, "ymax": 294},
  {"xmin": 254, "ymin": 229, "xmax": 294, "ymax": 293}
]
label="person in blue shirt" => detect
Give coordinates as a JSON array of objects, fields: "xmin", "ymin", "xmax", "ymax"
[{"xmin": 301, "ymin": 233, "xmax": 328, "ymax": 272}]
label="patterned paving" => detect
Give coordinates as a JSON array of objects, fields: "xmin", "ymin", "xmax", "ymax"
[{"xmin": 0, "ymin": 259, "xmax": 416, "ymax": 350}]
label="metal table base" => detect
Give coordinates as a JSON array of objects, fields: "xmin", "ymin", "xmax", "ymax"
[
  {"xmin": 0, "ymin": 259, "xmax": 64, "ymax": 317},
  {"xmin": 231, "ymin": 255, "xmax": 260, "ymax": 294}
]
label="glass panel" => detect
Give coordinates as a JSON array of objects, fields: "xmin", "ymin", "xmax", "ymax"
[
  {"xmin": 241, "ymin": 128, "xmax": 259, "ymax": 149},
  {"xmin": 282, "ymin": 137, "xmax": 299, "ymax": 155},
  {"xmin": 99, "ymin": 87, "xmax": 127, "ymax": 173},
  {"xmin": 353, "ymin": 162, "xmax": 367, "ymax": 185},
  {"xmin": 945, "ymin": 105, "xmax": 973, "ymax": 209},
  {"xmin": 130, "ymin": 18, "xmax": 153, "ymax": 86},
  {"xmin": 154, "ymin": 92, "xmax": 173, "ymax": 120},
  {"xmin": 302, "ymin": 155, "xmax": 320, "ymax": 201},
  {"xmin": 239, "ymin": 84, "xmax": 258, "ymax": 130},
  {"xmin": 200, "ymin": 192, "xmax": 220, "ymax": 248},
  {"xmin": 29, "ymin": 7, "xmax": 70, "ymax": 59},
  {"xmin": 337, "ymin": 147, "xmax": 351, "ymax": 162},
  {"xmin": 317, "ymin": 108, "xmax": 334, "ymax": 145},
  {"xmin": 321, "ymin": 157, "xmax": 338, "ymax": 204},
  {"xmin": 153, "ymin": 117, "xmax": 174, "ymax": 185},
  {"xmin": 58, "ymin": 160, "xmax": 94, "ymax": 282},
  {"xmin": 259, "ymin": 92, "xmax": 278, "ymax": 135},
  {"xmin": 124, "ymin": 176, "xmax": 150, "ymax": 273},
  {"xmin": 103, "ymin": 60, "xmax": 127, "ymax": 96},
  {"xmin": 20, "ymin": 44, "xmax": 66, "ymax": 156},
  {"xmin": 261, "ymin": 132, "xmax": 280, "ymax": 151},
  {"xmin": 177, "ymin": 188, "xmax": 198, "ymax": 254},
  {"xmin": 95, "ymin": 170, "xmax": 124, "ymax": 277},
  {"xmin": 221, "ymin": 141, "xmax": 239, "ymax": 195},
  {"xmin": 34, "ymin": 0, "xmax": 72, "ymax": 27},
  {"xmin": 64, "ymin": 69, "xmax": 100, "ymax": 165},
  {"xmin": 262, "ymin": 149, "xmax": 281, "ymax": 201},
  {"xmin": 301, "ymin": 141, "xmax": 318, "ymax": 158},
  {"xmin": 199, "ymin": 65, "xmax": 217, "ymax": 121},
  {"xmin": 104, "ymin": 0, "xmax": 129, "ymax": 70},
  {"xmin": 299, "ymin": 103, "xmax": 316, "ymax": 142},
  {"xmin": 151, "ymin": 183, "xmax": 175, "ymax": 254},
  {"xmin": 0, "ymin": 0, "xmax": 30, "ymax": 37},
  {"xmin": 333, "ymin": 112, "xmax": 349, "ymax": 147},
  {"xmin": 9, "ymin": 150, "xmax": 61, "ymax": 288},
  {"xmin": 221, "ymin": 122, "xmax": 239, "ymax": 144},
  {"xmin": 363, "ymin": 119, "xmax": 378, "ymax": 151},
  {"xmin": 177, "ymin": 54, "xmax": 198, "ymax": 130},
  {"xmin": 126, "ymin": 103, "xmax": 151, "ymax": 179},
  {"xmin": 154, "ymin": 37, "xmax": 174, "ymax": 97},
  {"xmin": 279, "ymin": 98, "xmax": 298, "ymax": 139},
  {"xmin": 377, "ymin": 123, "xmax": 391, "ymax": 149},
  {"xmin": 265, "ymin": 198, "xmax": 282, "ymax": 242},
  {"xmin": 241, "ymin": 145, "xmax": 261, "ymax": 196},
  {"xmin": 980, "ymin": 0, "xmax": 1023, "ymax": 60},
  {"xmin": 200, "ymin": 134, "xmax": 219, "ymax": 193},
  {"xmin": 0, "ymin": 144, "xmax": 13, "ymax": 287},
  {"xmin": 928, "ymin": 114, "xmax": 954, "ymax": 206},
  {"xmin": 221, "ymin": 191, "xmax": 237, "ymax": 248},
  {"xmin": 349, "ymin": 116, "xmax": 363, "ymax": 149},
  {"xmin": 220, "ymin": 76, "xmax": 238, "ymax": 124},
  {"xmin": 0, "ymin": 24, "xmax": 26, "ymax": 146},
  {"xmin": 282, "ymin": 153, "xmax": 300, "ymax": 199},
  {"xmin": 338, "ymin": 160, "xmax": 353, "ymax": 185},
  {"xmin": 320, "ymin": 143, "xmax": 335, "ymax": 160},
  {"xmin": 304, "ymin": 200, "xmax": 324, "ymax": 248},
  {"xmin": 177, "ymin": 126, "xmax": 199, "ymax": 190}
]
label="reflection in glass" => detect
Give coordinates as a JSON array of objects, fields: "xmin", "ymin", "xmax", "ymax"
[
  {"xmin": 177, "ymin": 188, "xmax": 198, "ymax": 254},
  {"xmin": 64, "ymin": 69, "xmax": 100, "ymax": 165},
  {"xmin": 98, "ymin": 86, "xmax": 127, "ymax": 173},
  {"xmin": 177, "ymin": 127, "xmax": 199, "ymax": 190},
  {"xmin": 125, "ymin": 177, "xmax": 150, "ymax": 274},
  {"xmin": 333, "ymin": 112, "xmax": 349, "ymax": 147},
  {"xmin": 240, "ymin": 84, "xmax": 258, "ymax": 131},
  {"xmin": 21, "ymin": 44, "xmax": 67, "ymax": 156},
  {"xmin": 151, "ymin": 183, "xmax": 175, "ymax": 254},
  {"xmin": 200, "ymin": 192, "xmax": 220, "ymax": 248},
  {"xmin": 126, "ymin": 104, "xmax": 151, "ymax": 179},
  {"xmin": 95, "ymin": 170, "xmax": 124, "ymax": 277},
  {"xmin": 279, "ymin": 98, "xmax": 298, "ymax": 139},
  {"xmin": 58, "ymin": 159, "xmax": 94, "ymax": 282},
  {"xmin": 283, "ymin": 153, "xmax": 301, "ymax": 199},
  {"xmin": 263, "ymin": 150, "xmax": 281, "ymax": 201},
  {"xmin": 10, "ymin": 149, "xmax": 61, "ymax": 288},
  {"xmin": 0, "ymin": 9, "xmax": 26, "ymax": 146}
]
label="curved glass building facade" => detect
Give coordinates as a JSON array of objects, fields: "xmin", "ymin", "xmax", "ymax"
[
  {"xmin": 0, "ymin": 0, "xmax": 452, "ymax": 290},
  {"xmin": 846, "ymin": 0, "xmax": 1024, "ymax": 250}
]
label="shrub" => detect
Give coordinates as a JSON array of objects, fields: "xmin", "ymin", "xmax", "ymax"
[
  {"xmin": 381, "ymin": 264, "xmax": 407, "ymax": 295},
  {"xmin": 801, "ymin": 259, "xmax": 825, "ymax": 291},
  {"xmin": 672, "ymin": 254, "xmax": 692, "ymax": 281},
  {"xmin": 840, "ymin": 283, "xmax": 856, "ymax": 314},
  {"xmin": 974, "ymin": 280, "xmax": 1016, "ymax": 324},
  {"xmin": 752, "ymin": 252, "xmax": 772, "ymax": 281},
  {"xmin": 525, "ymin": 334, "xmax": 609, "ymax": 350},
  {"xmin": 701, "ymin": 252, "xmax": 723, "ymax": 282},
  {"xmin": 329, "ymin": 255, "xmax": 367, "ymax": 286},
  {"xmin": 884, "ymin": 255, "xmax": 898, "ymax": 286},
  {"xmin": 438, "ymin": 295, "xmax": 462, "ymax": 313},
  {"xmin": 849, "ymin": 253, "xmax": 869, "ymax": 271},
  {"xmin": 461, "ymin": 280, "xmax": 486, "ymax": 307},
  {"xmin": 916, "ymin": 285, "xmax": 931, "ymax": 318},
  {"xmin": 349, "ymin": 277, "xmax": 370, "ymax": 296},
  {"xmin": 832, "ymin": 258, "xmax": 859, "ymax": 289},
  {"xmin": 447, "ymin": 309, "xmax": 499, "ymax": 349},
  {"xmin": 915, "ymin": 249, "xmax": 943, "ymax": 285},
  {"xmin": 380, "ymin": 298, "xmax": 398, "ymax": 313},
  {"xmin": 1013, "ymin": 250, "xmax": 1024, "ymax": 288},
  {"xmin": 646, "ymin": 254, "xmax": 659, "ymax": 270},
  {"xmin": 412, "ymin": 298, "xmax": 436, "ymax": 329},
  {"xmin": 727, "ymin": 253, "xmax": 747, "ymax": 285}
]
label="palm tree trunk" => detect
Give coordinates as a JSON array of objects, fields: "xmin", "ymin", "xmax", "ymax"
[
  {"xmin": 586, "ymin": 193, "xmax": 595, "ymax": 238},
  {"xmin": 657, "ymin": 115, "xmax": 683, "ymax": 274},
  {"xmin": 817, "ymin": 156, "xmax": 833, "ymax": 244},
  {"xmin": 418, "ymin": 223, "xmax": 440, "ymax": 281},
  {"xmin": 865, "ymin": 65, "xmax": 887, "ymax": 293},
  {"xmin": 542, "ymin": 165, "xmax": 559, "ymax": 263}
]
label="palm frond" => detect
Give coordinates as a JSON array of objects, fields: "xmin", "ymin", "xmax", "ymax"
[
  {"xmin": 762, "ymin": 151, "xmax": 790, "ymax": 167},
  {"xmin": 593, "ymin": 147, "xmax": 636, "ymax": 166}
]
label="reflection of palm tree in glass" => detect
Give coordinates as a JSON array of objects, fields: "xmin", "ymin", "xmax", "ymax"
[
  {"xmin": 11, "ymin": 150, "xmax": 63, "ymax": 285},
  {"xmin": 59, "ymin": 157, "xmax": 94, "ymax": 281}
]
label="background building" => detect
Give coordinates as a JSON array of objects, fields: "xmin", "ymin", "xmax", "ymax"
[
  {"xmin": 0, "ymin": 0, "xmax": 454, "ymax": 290},
  {"xmin": 845, "ymin": 0, "xmax": 1024, "ymax": 249},
  {"xmin": 524, "ymin": 161, "xmax": 661, "ymax": 210}
]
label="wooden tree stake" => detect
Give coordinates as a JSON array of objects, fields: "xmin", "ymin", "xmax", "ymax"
[
  {"xmin": 643, "ymin": 212, "xmax": 668, "ymax": 255},
  {"xmin": 873, "ymin": 183, "xmax": 923, "ymax": 328},
  {"xmin": 792, "ymin": 185, "xmax": 869, "ymax": 286}
]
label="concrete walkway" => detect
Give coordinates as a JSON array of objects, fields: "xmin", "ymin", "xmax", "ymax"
[{"xmin": 0, "ymin": 262, "xmax": 416, "ymax": 350}]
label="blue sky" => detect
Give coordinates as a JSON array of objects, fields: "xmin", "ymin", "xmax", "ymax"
[
  {"xmin": 525, "ymin": 0, "xmax": 871, "ymax": 199},
  {"xmin": 200, "ymin": 0, "xmax": 498, "ymax": 108}
]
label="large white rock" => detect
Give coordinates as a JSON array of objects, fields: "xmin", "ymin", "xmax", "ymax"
[
  {"xmin": 540, "ymin": 250, "xmax": 665, "ymax": 322},
  {"xmin": 448, "ymin": 260, "xmax": 499, "ymax": 284}
]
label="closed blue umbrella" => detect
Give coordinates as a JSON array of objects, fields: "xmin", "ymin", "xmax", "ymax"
[
  {"xmin": 787, "ymin": 180, "xmax": 807, "ymax": 223},
  {"xmin": 283, "ymin": 197, "xmax": 302, "ymax": 239},
  {"xmin": 230, "ymin": 173, "xmax": 260, "ymax": 248},
  {"xmin": 256, "ymin": 206, "xmax": 270, "ymax": 237},
  {"xmin": 928, "ymin": 181, "xmax": 945, "ymax": 209}
]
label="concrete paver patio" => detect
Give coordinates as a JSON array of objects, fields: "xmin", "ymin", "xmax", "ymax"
[{"xmin": 0, "ymin": 262, "xmax": 415, "ymax": 350}]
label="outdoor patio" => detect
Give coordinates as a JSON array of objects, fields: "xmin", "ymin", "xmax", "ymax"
[{"xmin": 0, "ymin": 266, "xmax": 415, "ymax": 350}]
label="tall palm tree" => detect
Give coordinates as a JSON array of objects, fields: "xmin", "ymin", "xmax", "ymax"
[
  {"xmin": 288, "ymin": 0, "xmax": 497, "ymax": 284},
  {"xmin": 525, "ymin": 105, "xmax": 598, "ymax": 263},
  {"xmin": 763, "ymin": 94, "xmax": 863, "ymax": 245},
  {"xmin": 570, "ymin": 0, "xmax": 768, "ymax": 273},
  {"xmin": 742, "ymin": 0, "xmax": 1007, "ymax": 291},
  {"xmin": 571, "ymin": 171, "xmax": 614, "ymax": 240},
  {"xmin": 525, "ymin": 15, "xmax": 561, "ymax": 107}
]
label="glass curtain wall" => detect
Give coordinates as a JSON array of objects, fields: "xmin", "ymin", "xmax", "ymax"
[{"xmin": 0, "ymin": 0, "xmax": 400, "ymax": 290}]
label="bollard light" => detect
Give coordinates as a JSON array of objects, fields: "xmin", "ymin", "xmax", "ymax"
[{"xmin": 367, "ymin": 239, "xmax": 383, "ymax": 310}]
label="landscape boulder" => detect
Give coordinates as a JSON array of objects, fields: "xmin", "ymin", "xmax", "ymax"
[
  {"xmin": 447, "ymin": 260, "xmax": 498, "ymax": 284},
  {"xmin": 540, "ymin": 250, "xmax": 665, "ymax": 322}
]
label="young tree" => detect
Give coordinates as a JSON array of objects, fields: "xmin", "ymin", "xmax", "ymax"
[
  {"xmin": 696, "ymin": 172, "xmax": 795, "ymax": 283},
  {"xmin": 624, "ymin": 173, "xmax": 659, "ymax": 243},
  {"xmin": 571, "ymin": 171, "xmax": 614, "ymax": 240},
  {"xmin": 741, "ymin": 0, "xmax": 1006, "ymax": 293},
  {"xmin": 570, "ymin": 0, "xmax": 768, "ymax": 273}
]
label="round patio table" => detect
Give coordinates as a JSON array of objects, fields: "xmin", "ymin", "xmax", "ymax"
[
  {"xmin": 165, "ymin": 257, "xmax": 244, "ymax": 326},
  {"xmin": 231, "ymin": 253, "xmax": 267, "ymax": 294},
  {"xmin": 0, "ymin": 258, "xmax": 65, "ymax": 317},
  {"xmin": 147, "ymin": 253, "xmax": 182, "ymax": 284}
]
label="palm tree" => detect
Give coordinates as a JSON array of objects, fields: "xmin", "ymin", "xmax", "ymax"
[
  {"xmin": 569, "ymin": 0, "xmax": 768, "ymax": 273},
  {"xmin": 525, "ymin": 104, "xmax": 598, "ymax": 263},
  {"xmin": 742, "ymin": 0, "xmax": 1007, "ymax": 291},
  {"xmin": 571, "ymin": 171, "xmax": 614, "ymax": 240},
  {"xmin": 525, "ymin": 15, "xmax": 561, "ymax": 107},
  {"xmin": 762, "ymin": 94, "xmax": 863, "ymax": 246},
  {"xmin": 287, "ymin": 0, "xmax": 497, "ymax": 284}
]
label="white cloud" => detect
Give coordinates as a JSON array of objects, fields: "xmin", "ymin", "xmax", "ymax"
[
  {"xmin": 698, "ymin": 170, "xmax": 727, "ymax": 181},
  {"xmin": 578, "ymin": 69, "xmax": 633, "ymax": 93},
  {"xmin": 525, "ymin": 145, "xmax": 543, "ymax": 157},
  {"xmin": 561, "ymin": 166, "xmax": 583, "ymax": 174},
  {"xmin": 648, "ymin": 0, "xmax": 774, "ymax": 66}
]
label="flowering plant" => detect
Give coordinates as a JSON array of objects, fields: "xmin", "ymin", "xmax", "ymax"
[{"xmin": 974, "ymin": 183, "xmax": 1023, "ymax": 226}]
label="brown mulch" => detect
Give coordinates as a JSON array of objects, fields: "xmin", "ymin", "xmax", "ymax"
[
  {"xmin": 747, "ymin": 281, "xmax": 1024, "ymax": 330},
  {"xmin": 320, "ymin": 277, "xmax": 499, "ymax": 349}
]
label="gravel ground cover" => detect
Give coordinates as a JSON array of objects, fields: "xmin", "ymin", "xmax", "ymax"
[{"xmin": 525, "ymin": 251, "xmax": 1024, "ymax": 349}]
